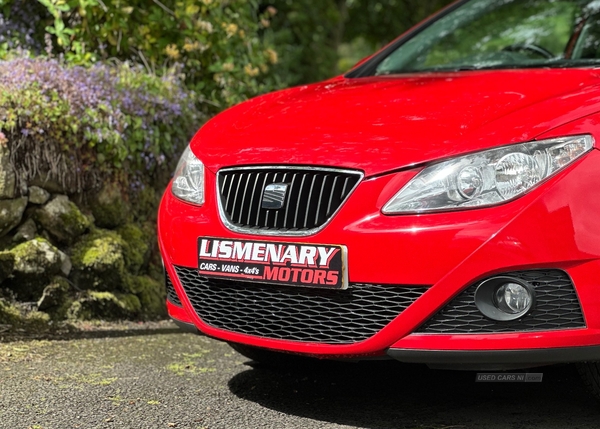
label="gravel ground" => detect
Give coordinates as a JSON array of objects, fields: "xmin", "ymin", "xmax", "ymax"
[{"xmin": 2, "ymin": 321, "xmax": 600, "ymax": 429}]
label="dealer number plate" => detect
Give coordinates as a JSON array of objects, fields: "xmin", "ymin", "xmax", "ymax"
[{"xmin": 198, "ymin": 237, "xmax": 348, "ymax": 290}]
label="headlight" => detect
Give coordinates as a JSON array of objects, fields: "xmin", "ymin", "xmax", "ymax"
[
  {"xmin": 171, "ymin": 145, "xmax": 205, "ymax": 205},
  {"xmin": 383, "ymin": 135, "xmax": 594, "ymax": 214}
]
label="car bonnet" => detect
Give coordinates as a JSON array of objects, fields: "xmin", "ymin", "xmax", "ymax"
[{"xmin": 193, "ymin": 68, "xmax": 600, "ymax": 177}]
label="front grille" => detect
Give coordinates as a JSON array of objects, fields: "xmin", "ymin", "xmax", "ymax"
[
  {"xmin": 175, "ymin": 266, "xmax": 426, "ymax": 344},
  {"xmin": 418, "ymin": 270, "xmax": 585, "ymax": 334},
  {"xmin": 217, "ymin": 167, "xmax": 362, "ymax": 234},
  {"xmin": 165, "ymin": 271, "xmax": 182, "ymax": 306}
]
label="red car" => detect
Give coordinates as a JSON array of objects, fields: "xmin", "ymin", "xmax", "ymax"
[{"xmin": 159, "ymin": 0, "xmax": 600, "ymax": 398}]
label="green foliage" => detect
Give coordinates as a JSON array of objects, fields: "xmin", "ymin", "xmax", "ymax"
[
  {"xmin": 0, "ymin": 58, "xmax": 198, "ymax": 193},
  {"xmin": 127, "ymin": 275, "xmax": 166, "ymax": 319},
  {"xmin": 90, "ymin": 182, "xmax": 131, "ymax": 229},
  {"xmin": 344, "ymin": 0, "xmax": 454, "ymax": 48},
  {"xmin": 0, "ymin": 251, "xmax": 14, "ymax": 283},
  {"xmin": 0, "ymin": 298, "xmax": 20, "ymax": 324},
  {"xmin": 263, "ymin": 0, "xmax": 455, "ymax": 85},
  {"xmin": 33, "ymin": 0, "xmax": 281, "ymax": 113},
  {"xmin": 117, "ymin": 223, "xmax": 150, "ymax": 275},
  {"xmin": 337, "ymin": 36, "xmax": 375, "ymax": 74},
  {"xmin": 0, "ymin": 0, "xmax": 460, "ymax": 103},
  {"xmin": 0, "ymin": 0, "xmax": 48, "ymax": 56},
  {"xmin": 67, "ymin": 290, "xmax": 142, "ymax": 320},
  {"xmin": 265, "ymin": 0, "xmax": 341, "ymax": 85}
]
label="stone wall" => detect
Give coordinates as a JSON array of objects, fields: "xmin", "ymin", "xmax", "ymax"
[{"xmin": 0, "ymin": 143, "xmax": 165, "ymax": 326}]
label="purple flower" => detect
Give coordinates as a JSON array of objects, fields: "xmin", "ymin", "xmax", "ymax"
[{"xmin": 0, "ymin": 56, "xmax": 200, "ymax": 194}]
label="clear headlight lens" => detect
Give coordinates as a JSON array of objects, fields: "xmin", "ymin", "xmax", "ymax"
[
  {"xmin": 171, "ymin": 146, "xmax": 205, "ymax": 205},
  {"xmin": 383, "ymin": 135, "xmax": 594, "ymax": 214}
]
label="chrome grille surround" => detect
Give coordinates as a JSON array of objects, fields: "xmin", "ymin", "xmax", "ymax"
[{"xmin": 216, "ymin": 166, "xmax": 363, "ymax": 236}]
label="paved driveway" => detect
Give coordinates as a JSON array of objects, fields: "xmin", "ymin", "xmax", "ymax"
[{"xmin": 1, "ymin": 322, "xmax": 599, "ymax": 429}]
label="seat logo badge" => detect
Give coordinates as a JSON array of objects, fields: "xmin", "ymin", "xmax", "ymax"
[{"xmin": 262, "ymin": 183, "xmax": 289, "ymax": 210}]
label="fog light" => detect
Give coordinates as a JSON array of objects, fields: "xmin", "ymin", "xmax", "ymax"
[
  {"xmin": 474, "ymin": 276, "xmax": 535, "ymax": 321},
  {"xmin": 495, "ymin": 282, "xmax": 532, "ymax": 314}
]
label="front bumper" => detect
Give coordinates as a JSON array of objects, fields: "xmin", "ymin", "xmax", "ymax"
[
  {"xmin": 158, "ymin": 149, "xmax": 600, "ymax": 365},
  {"xmin": 388, "ymin": 346, "xmax": 600, "ymax": 370}
]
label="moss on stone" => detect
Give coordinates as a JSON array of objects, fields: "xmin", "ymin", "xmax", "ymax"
[
  {"xmin": 0, "ymin": 197, "xmax": 28, "ymax": 237},
  {"xmin": 127, "ymin": 275, "xmax": 166, "ymax": 319},
  {"xmin": 12, "ymin": 218, "xmax": 37, "ymax": 244},
  {"xmin": 70, "ymin": 229, "xmax": 127, "ymax": 291},
  {"xmin": 7, "ymin": 238, "xmax": 65, "ymax": 300},
  {"xmin": 117, "ymin": 223, "xmax": 150, "ymax": 275},
  {"xmin": 58, "ymin": 201, "xmax": 90, "ymax": 234},
  {"xmin": 22, "ymin": 309, "xmax": 51, "ymax": 328},
  {"xmin": 66, "ymin": 300, "xmax": 83, "ymax": 320},
  {"xmin": 90, "ymin": 182, "xmax": 130, "ymax": 229},
  {"xmin": 0, "ymin": 298, "xmax": 50, "ymax": 329},
  {"xmin": 118, "ymin": 293, "xmax": 142, "ymax": 313},
  {"xmin": 28, "ymin": 186, "xmax": 50, "ymax": 205},
  {"xmin": 35, "ymin": 195, "xmax": 90, "ymax": 244},
  {"xmin": 0, "ymin": 251, "xmax": 14, "ymax": 283},
  {"xmin": 67, "ymin": 291, "xmax": 141, "ymax": 321},
  {"xmin": 10, "ymin": 237, "xmax": 63, "ymax": 273},
  {"xmin": 0, "ymin": 298, "xmax": 21, "ymax": 324},
  {"xmin": 131, "ymin": 186, "xmax": 161, "ymax": 223},
  {"xmin": 71, "ymin": 230, "xmax": 123, "ymax": 268},
  {"xmin": 37, "ymin": 276, "xmax": 71, "ymax": 312}
]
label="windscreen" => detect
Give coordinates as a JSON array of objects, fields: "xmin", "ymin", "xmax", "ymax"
[{"xmin": 375, "ymin": 0, "xmax": 600, "ymax": 74}]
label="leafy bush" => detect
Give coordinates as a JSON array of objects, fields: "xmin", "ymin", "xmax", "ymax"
[
  {"xmin": 264, "ymin": 0, "xmax": 341, "ymax": 85},
  {"xmin": 261, "ymin": 0, "xmax": 456, "ymax": 85},
  {"xmin": 30, "ymin": 0, "xmax": 281, "ymax": 113},
  {"xmin": 0, "ymin": 0, "xmax": 48, "ymax": 55},
  {"xmin": 0, "ymin": 57, "xmax": 199, "ymax": 194}
]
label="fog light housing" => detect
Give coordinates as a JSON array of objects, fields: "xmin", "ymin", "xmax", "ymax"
[{"xmin": 474, "ymin": 276, "xmax": 535, "ymax": 321}]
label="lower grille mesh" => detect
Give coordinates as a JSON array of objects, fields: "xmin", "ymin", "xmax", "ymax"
[
  {"xmin": 165, "ymin": 271, "xmax": 182, "ymax": 307},
  {"xmin": 418, "ymin": 270, "xmax": 585, "ymax": 333},
  {"xmin": 175, "ymin": 266, "xmax": 427, "ymax": 344}
]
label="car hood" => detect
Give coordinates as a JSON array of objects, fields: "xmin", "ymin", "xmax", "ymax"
[{"xmin": 194, "ymin": 69, "xmax": 600, "ymax": 177}]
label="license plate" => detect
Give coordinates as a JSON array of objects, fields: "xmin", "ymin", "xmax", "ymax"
[{"xmin": 197, "ymin": 237, "xmax": 348, "ymax": 290}]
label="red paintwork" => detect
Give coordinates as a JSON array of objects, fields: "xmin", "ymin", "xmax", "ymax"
[
  {"xmin": 166, "ymin": 300, "xmax": 190, "ymax": 324},
  {"xmin": 193, "ymin": 69, "xmax": 600, "ymax": 178},
  {"xmin": 159, "ymin": 96, "xmax": 600, "ymax": 357}
]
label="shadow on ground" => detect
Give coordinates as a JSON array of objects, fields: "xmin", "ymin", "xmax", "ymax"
[
  {"xmin": 0, "ymin": 320, "xmax": 183, "ymax": 343},
  {"xmin": 229, "ymin": 359, "xmax": 600, "ymax": 428}
]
